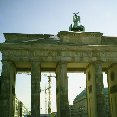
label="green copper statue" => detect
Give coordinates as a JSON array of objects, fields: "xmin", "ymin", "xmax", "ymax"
[
  {"xmin": 69, "ymin": 12, "xmax": 85, "ymax": 32},
  {"xmin": 73, "ymin": 12, "xmax": 80, "ymax": 28}
]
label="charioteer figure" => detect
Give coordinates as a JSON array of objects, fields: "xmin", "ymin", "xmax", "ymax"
[{"xmin": 69, "ymin": 12, "xmax": 85, "ymax": 32}]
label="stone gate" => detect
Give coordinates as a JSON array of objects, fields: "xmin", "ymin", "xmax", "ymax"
[{"xmin": 0, "ymin": 31, "xmax": 117, "ymax": 117}]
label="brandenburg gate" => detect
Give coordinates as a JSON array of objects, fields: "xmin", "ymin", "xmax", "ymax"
[
  {"xmin": 0, "ymin": 14, "xmax": 117, "ymax": 117},
  {"xmin": 0, "ymin": 31, "xmax": 117, "ymax": 117}
]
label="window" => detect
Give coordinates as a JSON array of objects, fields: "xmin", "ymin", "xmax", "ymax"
[
  {"xmin": 88, "ymin": 85, "xmax": 92, "ymax": 93},
  {"xmin": 88, "ymin": 71, "xmax": 91, "ymax": 81},
  {"xmin": 111, "ymin": 71, "xmax": 115, "ymax": 81}
]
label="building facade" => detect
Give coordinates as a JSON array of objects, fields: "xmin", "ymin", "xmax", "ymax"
[
  {"xmin": 14, "ymin": 97, "xmax": 30, "ymax": 117},
  {"xmin": 72, "ymin": 88, "xmax": 110, "ymax": 117},
  {"xmin": 69, "ymin": 105, "xmax": 75, "ymax": 117},
  {"xmin": 14, "ymin": 97, "xmax": 20, "ymax": 117}
]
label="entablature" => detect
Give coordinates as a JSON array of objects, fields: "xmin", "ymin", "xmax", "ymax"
[{"xmin": 1, "ymin": 31, "xmax": 117, "ymax": 72}]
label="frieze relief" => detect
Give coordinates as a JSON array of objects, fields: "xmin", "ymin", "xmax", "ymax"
[
  {"xmin": 33, "ymin": 50, "xmax": 59, "ymax": 57},
  {"xmin": 2, "ymin": 49, "xmax": 117, "ymax": 62},
  {"xmin": 99, "ymin": 52, "xmax": 117, "ymax": 58},
  {"xmin": 3, "ymin": 50, "xmax": 30, "ymax": 57}
]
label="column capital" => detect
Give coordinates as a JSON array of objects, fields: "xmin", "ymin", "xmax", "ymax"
[
  {"xmin": 56, "ymin": 61, "xmax": 67, "ymax": 67},
  {"xmin": 31, "ymin": 60, "xmax": 41, "ymax": 64},
  {"xmin": 57, "ymin": 61, "xmax": 67, "ymax": 64},
  {"xmin": 1, "ymin": 60, "xmax": 15, "ymax": 65},
  {"xmin": 86, "ymin": 61, "xmax": 102, "ymax": 70},
  {"xmin": 107, "ymin": 63, "xmax": 117, "ymax": 70},
  {"xmin": 31, "ymin": 61, "xmax": 41, "ymax": 71}
]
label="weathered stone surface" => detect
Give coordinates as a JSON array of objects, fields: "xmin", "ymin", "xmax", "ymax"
[
  {"xmin": 58, "ymin": 31, "xmax": 103, "ymax": 44},
  {"xmin": 86, "ymin": 62, "xmax": 105, "ymax": 117},
  {"xmin": 31, "ymin": 62, "xmax": 41, "ymax": 117},
  {"xmin": 1, "ymin": 44, "xmax": 117, "ymax": 67},
  {"xmin": 0, "ymin": 61, "xmax": 16, "ymax": 117},
  {"xmin": 107, "ymin": 64, "xmax": 117, "ymax": 117},
  {"xmin": 56, "ymin": 62, "xmax": 70, "ymax": 117},
  {"xmin": 1, "ymin": 31, "xmax": 117, "ymax": 117},
  {"xmin": 4, "ymin": 33, "xmax": 54, "ymax": 43}
]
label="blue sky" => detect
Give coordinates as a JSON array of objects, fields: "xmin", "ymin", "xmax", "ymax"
[
  {"xmin": 1, "ymin": 0, "xmax": 117, "ymax": 41},
  {"xmin": 0, "ymin": 0, "xmax": 116, "ymax": 113}
]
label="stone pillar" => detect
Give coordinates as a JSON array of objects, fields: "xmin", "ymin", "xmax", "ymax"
[
  {"xmin": 56, "ymin": 62, "xmax": 70, "ymax": 117},
  {"xmin": 31, "ymin": 62, "xmax": 41, "ymax": 117},
  {"xmin": 107, "ymin": 64, "xmax": 117, "ymax": 117},
  {"xmin": 0, "ymin": 60, "xmax": 16, "ymax": 117},
  {"xmin": 86, "ymin": 62, "xmax": 105, "ymax": 117}
]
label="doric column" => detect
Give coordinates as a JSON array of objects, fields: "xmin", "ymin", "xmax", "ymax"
[
  {"xmin": 0, "ymin": 60, "xmax": 16, "ymax": 117},
  {"xmin": 56, "ymin": 62, "xmax": 70, "ymax": 117},
  {"xmin": 86, "ymin": 62, "xmax": 105, "ymax": 117},
  {"xmin": 31, "ymin": 62, "xmax": 41, "ymax": 117},
  {"xmin": 107, "ymin": 64, "xmax": 117, "ymax": 117}
]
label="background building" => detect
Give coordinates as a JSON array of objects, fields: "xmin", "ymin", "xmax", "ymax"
[
  {"xmin": 20, "ymin": 101, "xmax": 30, "ymax": 117},
  {"xmin": 73, "ymin": 89, "xmax": 87, "ymax": 117},
  {"xmin": 14, "ymin": 97, "xmax": 30, "ymax": 117},
  {"xmin": 50, "ymin": 112, "xmax": 57, "ymax": 117},
  {"xmin": 14, "ymin": 97, "xmax": 20, "ymax": 117},
  {"xmin": 71, "ymin": 88, "xmax": 110, "ymax": 117}
]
